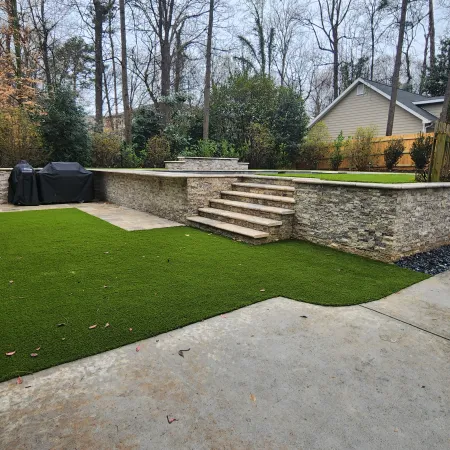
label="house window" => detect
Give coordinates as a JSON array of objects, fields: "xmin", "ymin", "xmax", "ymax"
[{"xmin": 356, "ymin": 84, "xmax": 365, "ymax": 96}]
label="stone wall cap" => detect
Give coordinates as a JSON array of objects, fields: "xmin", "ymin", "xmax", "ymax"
[
  {"xmin": 175, "ymin": 157, "xmax": 240, "ymax": 161},
  {"xmin": 290, "ymin": 177, "xmax": 450, "ymax": 190},
  {"xmin": 90, "ymin": 168, "xmax": 241, "ymax": 178}
]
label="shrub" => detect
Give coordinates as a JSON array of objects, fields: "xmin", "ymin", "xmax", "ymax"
[
  {"xmin": 348, "ymin": 126, "xmax": 376, "ymax": 171},
  {"xmin": 91, "ymin": 132, "xmax": 122, "ymax": 167},
  {"xmin": 298, "ymin": 122, "xmax": 330, "ymax": 169},
  {"xmin": 330, "ymin": 131, "xmax": 345, "ymax": 170},
  {"xmin": 120, "ymin": 145, "xmax": 143, "ymax": 168},
  {"xmin": 384, "ymin": 138, "xmax": 405, "ymax": 171},
  {"xmin": 0, "ymin": 107, "xmax": 45, "ymax": 167},
  {"xmin": 410, "ymin": 133, "xmax": 433, "ymax": 181},
  {"xmin": 131, "ymin": 106, "xmax": 162, "ymax": 153},
  {"xmin": 182, "ymin": 140, "xmax": 239, "ymax": 158},
  {"xmin": 38, "ymin": 88, "xmax": 91, "ymax": 165},
  {"xmin": 144, "ymin": 136, "xmax": 171, "ymax": 168},
  {"xmin": 245, "ymin": 123, "xmax": 275, "ymax": 169}
]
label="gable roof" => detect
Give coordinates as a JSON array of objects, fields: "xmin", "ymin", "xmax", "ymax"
[{"xmin": 310, "ymin": 78, "xmax": 441, "ymax": 127}]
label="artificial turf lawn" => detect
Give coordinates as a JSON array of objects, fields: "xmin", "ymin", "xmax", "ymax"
[
  {"xmin": 0, "ymin": 208, "xmax": 427, "ymax": 382},
  {"xmin": 274, "ymin": 173, "xmax": 416, "ymax": 183}
]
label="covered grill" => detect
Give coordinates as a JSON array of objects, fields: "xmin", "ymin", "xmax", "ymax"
[
  {"xmin": 8, "ymin": 160, "xmax": 40, "ymax": 206},
  {"xmin": 37, "ymin": 162, "xmax": 94, "ymax": 204}
]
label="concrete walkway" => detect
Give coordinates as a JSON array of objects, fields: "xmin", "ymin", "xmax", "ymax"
[
  {"xmin": 1, "ymin": 275, "xmax": 449, "ymax": 449},
  {"xmin": 0, "ymin": 202, "xmax": 182, "ymax": 231}
]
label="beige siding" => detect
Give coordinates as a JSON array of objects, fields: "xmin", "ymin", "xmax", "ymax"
[
  {"xmin": 319, "ymin": 83, "xmax": 424, "ymax": 139},
  {"xmin": 420, "ymin": 103, "xmax": 442, "ymax": 118}
]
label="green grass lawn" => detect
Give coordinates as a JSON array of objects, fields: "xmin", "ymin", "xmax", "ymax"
[
  {"xmin": 0, "ymin": 209, "xmax": 427, "ymax": 382},
  {"xmin": 273, "ymin": 172, "xmax": 416, "ymax": 183}
]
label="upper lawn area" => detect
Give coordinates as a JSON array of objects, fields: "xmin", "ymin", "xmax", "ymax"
[
  {"xmin": 273, "ymin": 172, "xmax": 416, "ymax": 183},
  {"xmin": 0, "ymin": 209, "xmax": 426, "ymax": 382}
]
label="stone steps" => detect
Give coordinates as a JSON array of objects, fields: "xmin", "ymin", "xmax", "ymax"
[
  {"xmin": 198, "ymin": 207, "xmax": 282, "ymax": 232},
  {"xmin": 220, "ymin": 190, "xmax": 295, "ymax": 209},
  {"xmin": 187, "ymin": 178, "xmax": 296, "ymax": 244},
  {"xmin": 231, "ymin": 182, "xmax": 295, "ymax": 197},
  {"xmin": 186, "ymin": 215, "xmax": 270, "ymax": 243},
  {"xmin": 209, "ymin": 198, "xmax": 294, "ymax": 220}
]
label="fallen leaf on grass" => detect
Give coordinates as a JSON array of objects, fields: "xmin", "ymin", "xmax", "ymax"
[
  {"xmin": 5, "ymin": 351, "xmax": 15, "ymax": 356},
  {"xmin": 89, "ymin": 324, "xmax": 97, "ymax": 329},
  {"xmin": 136, "ymin": 345, "xmax": 141, "ymax": 352},
  {"xmin": 17, "ymin": 376, "xmax": 23, "ymax": 385},
  {"xmin": 104, "ymin": 323, "xmax": 110, "ymax": 328},
  {"xmin": 129, "ymin": 328, "xmax": 133, "ymax": 332},
  {"xmin": 250, "ymin": 394, "xmax": 256, "ymax": 402},
  {"xmin": 30, "ymin": 353, "xmax": 38, "ymax": 357},
  {"xmin": 166, "ymin": 415, "xmax": 177, "ymax": 424},
  {"xmin": 9, "ymin": 280, "xmax": 14, "ymax": 284},
  {"xmin": 260, "ymin": 289, "xmax": 265, "ymax": 292},
  {"xmin": 103, "ymin": 285, "xmax": 108, "ymax": 289},
  {"xmin": 35, "ymin": 347, "xmax": 41, "ymax": 351}
]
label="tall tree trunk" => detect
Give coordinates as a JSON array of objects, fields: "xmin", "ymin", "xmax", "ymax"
[
  {"xmin": 332, "ymin": 26, "xmax": 339, "ymax": 99},
  {"xmin": 440, "ymin": 72, "xmax": 450, "ymax": 123},
  {"xmin": 203, "ymin": 0, "xmax": 214, "ymax": 140},
  {"xmin": 428, "ymin": 0, "xmax": 435, "ymax": 69},
  {"xmin": 419, "ymin": 32, "xmax": 429, "ymax": 94},
  {"xmin": 40, "ymin": 0, "xmax": 51, "ymax": 87},
  {"xmin": 160, "ymin": 37, "xmax": 171, "ymax": 124},
  {"xmin": 174, "ymin": 29, "xmax": 183, "ymax": 93},
  {"xmin": 103, "ymin": 67, "xmax": 114, "ymax": 131},
  {"xmin": 108, "ymin": 9, "xmax": 119, "ymax": 117},
  {"xmin": 386, "ymin": 0, "xmax": 408, "ymax": 136},
  {"xmin": 119, "ymin": 0, "xmax": 132, "ymax": 145},
  {"xmin": 370, "ymin": 17, "xmax": 375, "ymax": 80},
  {"xmin": 94, "ymin": 0, "xmax": 104, "ymax": 132},
  {"xmin": 9, "ymin": 0, "xmax": 22, "ymax": 86}
]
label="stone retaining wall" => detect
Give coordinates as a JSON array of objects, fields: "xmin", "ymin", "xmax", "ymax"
[
  {"xmin": 292, "ymin": 179, "xmax": 450, "ymax": 261},
  {"xmin": 94, "ymin": 170, "xmax": 238, "ymax": 223},
  {"xmin": 0, "ymin": 171, "xmax": 8, "ymax": 204},
  {"xmin": 2, "ymin": 167, "xmax": 450, "ymax": 262},
  {"xmin": 165, "ymin": 157, "xmax": 249, "ymax": 171}
]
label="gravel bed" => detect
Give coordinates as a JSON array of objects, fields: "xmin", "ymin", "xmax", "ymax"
[{"xmin": 395, "ymin": 245, "xmax": 450, "ymax": 275}]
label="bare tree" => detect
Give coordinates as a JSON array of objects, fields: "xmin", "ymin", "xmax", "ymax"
[
  {"xmin": 119, "ymin": 0, "xmax": 132, "ymax": 144},
  {"xmin": 307, "ymin": 0, "xmax": 352, "ymax": 99},
  {"xmin": 386, "ymin": 0, "xmax": 408, "ymax": 136},
  {"xmin": 93, "ymin": 0, "xmax": 108, "ymax": 132},
  {"xmin": 203, "ymin": 0, "xmax": 214, "ymax": 139},
  {"xmin": 237, "ymin": 0, "xmax": 275, "ymax": 77}
]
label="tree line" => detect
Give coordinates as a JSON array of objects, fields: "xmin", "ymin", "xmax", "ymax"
[{"xmin": 0, "ymin": 0, "xmax": 449, "ymax": 168}]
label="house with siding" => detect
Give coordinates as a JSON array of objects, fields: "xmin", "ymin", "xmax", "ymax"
[{"xmin": 310, "ymin": 78, "xmax": 444, "ymax": 138}]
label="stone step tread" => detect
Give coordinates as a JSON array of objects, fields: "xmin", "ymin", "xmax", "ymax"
[
  {"xmin": 210, "ymin": 199, "xmax": 295, "ymax": 215},
  {"xmin": 232, "ymin": 182, "xmax": 295, "ymax": 192},
  {"xmin": 198, "ymin": 207, "xmax": 282, "ymax": 227},
  {"xmin": 187, "ymin": 216, "xmax": 270, "ymax": 239},
  {"xmin": 221, "ymin": 191, "xmax": 296, "ymax": 203}
]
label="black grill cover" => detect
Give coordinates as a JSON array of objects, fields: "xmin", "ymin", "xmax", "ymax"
[
  {"xmin": 8, "ymin": 160, "xmax": 40, "ymax": 206},
  {"xmin": 37, "ymin": 162, "xmax": 94, "ymax": 204}
]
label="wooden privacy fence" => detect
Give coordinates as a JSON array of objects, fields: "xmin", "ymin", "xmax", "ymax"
[
  {"xmin": 317, "ymin": 133, "xmax": 433, "ymax": 171},
  {"xmin": 429, "ymin": 122, "xmax": 450, "ymax": 182}
]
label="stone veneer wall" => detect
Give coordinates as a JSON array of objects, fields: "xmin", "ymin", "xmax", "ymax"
[
  {"xmin": 94, "ymin": 170, "xmax": 238, "ymax": 223},
  {"xmin": 165, "ymin": 157, "xmax": 248, "ymax": 171},
  {"xmin": 0, "ymin": 171, "xmax": 9, "ymax": 204},
  {"xmin": 292, "ymin": 179, "xmax": 450, "ymax": 261}
]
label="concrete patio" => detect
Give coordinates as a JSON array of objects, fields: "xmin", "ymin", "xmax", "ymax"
[
  {"xmin": 0, "ymin": 202, "xmax": 182, "ymax": 231},
  {"xmin": 1, "ymin": 272, "xmax": 449, "ymax": 450}
]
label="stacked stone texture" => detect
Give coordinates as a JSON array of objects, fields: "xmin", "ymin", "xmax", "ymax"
[
  {"xmin": 0, "ymin": 171, "xmax": 8, "ymax": 204},
  {"xmin": 165, "ymin": 157, "xmax": 248, "ymax": 171}
]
